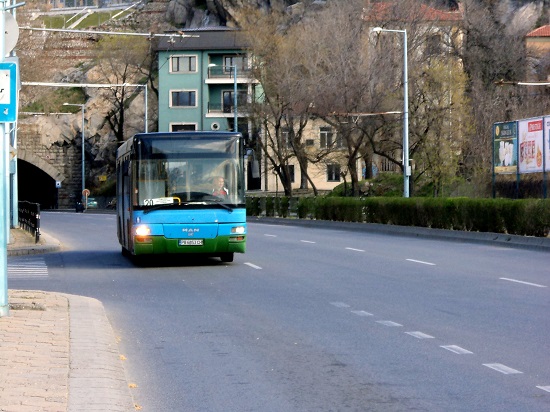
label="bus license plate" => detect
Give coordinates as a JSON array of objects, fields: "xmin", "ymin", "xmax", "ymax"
[{"xmin": 179, "ymin": 239, "xmax": 203, "ymax": 246}]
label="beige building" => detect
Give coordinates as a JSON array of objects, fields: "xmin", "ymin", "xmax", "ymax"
[
  {"xmin": 260, "ymin": 119, "xmax": 360, "ymax": 194},
  {"xmin": 526, "ymin": 25, "xmax": 550, "ymax": 81}
]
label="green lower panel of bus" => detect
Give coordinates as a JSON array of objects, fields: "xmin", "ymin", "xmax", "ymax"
[{"xmin": 133, "ymin": 235, "xmax": 246, "ymax": 256}]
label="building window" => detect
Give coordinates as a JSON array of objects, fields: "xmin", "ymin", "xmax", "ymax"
[
  {"xmin": 171, "ymin": 90, "xmax": 197, "ymax": 107},
  {"xmin": 289, "ymin": 165, "xmax": 295, "ymax": 183},
  {"xmin": 171, "ymin": 124, "xmax": 196, "ymax": 132},
  {"xmin": 320, "ymin": 127, "xmax": 342, "ymax": 148},
  {"xmin": 223, "ymin": 55, "xmax": 248, "ymax": 72},
  {"xmin": 327, "ymin": 164, "xmax": 341, "ymax": 182},
  {"xmin": 170, "ymin": 55, "xmax": 197, "ymax": 73},
  {"xmin": 222, "ymin": 90, "xmax": 247, "ymax": 113},
  {"xmin": 281, "ymin": 128, "xmax": 293, "ymax": 148},
  {"xmin": 305, "ymin": 139, "xmax": 315, "ymax": 146}
]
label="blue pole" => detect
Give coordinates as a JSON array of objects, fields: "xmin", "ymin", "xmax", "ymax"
[{"xmin": 0, "ymin": 1, "xmax": 8, "ymax": 317}]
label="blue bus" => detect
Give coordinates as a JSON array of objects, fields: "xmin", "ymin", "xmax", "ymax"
[{"xmin": 116, "ymin": 132, "xmax": 246, "ymax": 262}]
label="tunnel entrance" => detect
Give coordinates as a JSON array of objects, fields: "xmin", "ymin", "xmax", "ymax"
[{"xmin": 17, "ymin": 160, "xmax": 58, "ymax": 209}]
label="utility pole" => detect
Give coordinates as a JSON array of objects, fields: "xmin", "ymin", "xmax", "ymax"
[{"xmin": 1, "ymin": 0, "xmax": 23, "ymax": 318}]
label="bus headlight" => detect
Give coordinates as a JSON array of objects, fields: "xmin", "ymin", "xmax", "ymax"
[
  {"xmin": 135, "ymin": 225, "xmax": 151, "ymax": 236},
  {"xmin": 231, "ymin": 226, "xmax": 245, "ymax": 234}
]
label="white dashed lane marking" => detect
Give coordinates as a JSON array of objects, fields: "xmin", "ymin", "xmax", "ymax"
[
  {"xmin": 376, "ymin": 320, "xmax": 402, "ymax": 327},
  {"xmin": 345, "ymin": 247, "xmax": 365, "ymax": 252},
  {"xmin": 406, "ymin": 259, "xmax": 436, "ymax": 266},
  {"xmin": 500, "ymin": 278, "xmax": 547, "ymax": 288},
  {"xmin": 351, "ymin": 310, "xmax": 374, "ymax": 317},
  {"xmin": 483, "ymin": 363, "xmax": 523, "ymax": 375},
  {"xmin": 244, "ymin": 262, "xmax": 262, "ymax": 270},
  {"xmin": 406, "ymin": 331, "xmax": 435, "ymax": 339},
  {"xmin": 441, "ymin": 345, "xmax": 473, "ymax": 355}
]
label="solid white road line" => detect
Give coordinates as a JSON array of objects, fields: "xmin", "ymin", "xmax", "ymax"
[
  {"xmin": 406, "ymin": 259, "xmax": 436, "ymax": 266},
  {"xmin": 406, "ymin": 331, "xmax": 435, "ymax": 339},
  {"xmin": 499, "ymin": 277, "xmax": 547, "ymax": 288},
  {"xmin": 483, "ymin": 363, "xmax": 523, "ymax": 374},
  {"xmin": 244, "ymin": 262, "xmax": 262, "ymax": 270},
  {"xmin": 441, "ymin": 345, "xmax": 473, "ymax": 355}
]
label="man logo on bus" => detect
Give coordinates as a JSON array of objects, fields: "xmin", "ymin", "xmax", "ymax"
[{"xmin": 182, "ymin": 228, "xmax": 199, "ymax": 236}]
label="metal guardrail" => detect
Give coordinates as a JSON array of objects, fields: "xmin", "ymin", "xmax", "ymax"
[{"xmin": 18, "ymin": 201, "xmax": 40, "ymax": 243}]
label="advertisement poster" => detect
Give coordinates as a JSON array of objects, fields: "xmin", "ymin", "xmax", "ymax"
[
  {"xmin": 545, "ymin": 117, "xmax": 550, "ymax": 172},
  {"xmin": 493, "ymin": 121, "xmax": 517, "ymax": 174},
  {"xmin": 518, "ymin": 117, "xmax": 544, "ymax": 174}
]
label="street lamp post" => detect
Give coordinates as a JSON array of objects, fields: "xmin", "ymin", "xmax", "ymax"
[
  {"xmin": 232, "ymin": 65, "xmax": 238, "ymax": 133},
  {"xmin": 371, "ymin": 27, "xmax": 410, "ymax": 198},
  {"xmin": 63, "ymin": 103, "xmax": 86, "ymax": 201}
]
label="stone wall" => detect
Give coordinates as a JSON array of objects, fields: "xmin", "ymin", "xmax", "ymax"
[{"xmin": 17, "ymin": 120, "xmax": 82, "ymax": 208}]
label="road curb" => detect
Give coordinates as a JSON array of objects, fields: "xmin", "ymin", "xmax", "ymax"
[
  {"xmin": 7, "ymin": 231, "xmax": 62, "ymax": 257},
  {"xmin": 64, "ymin": 293, "xmax": 135, "ymax": 412}
]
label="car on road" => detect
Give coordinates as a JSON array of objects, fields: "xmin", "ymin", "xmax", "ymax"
[{"xmin": 87, "ymin": 197, "xmax": 98, "ymax": 209}]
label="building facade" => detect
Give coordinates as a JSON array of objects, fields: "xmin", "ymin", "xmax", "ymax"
[{"xmin": 156, "ymin": 28, "xmax": 254, "ymax": 135}]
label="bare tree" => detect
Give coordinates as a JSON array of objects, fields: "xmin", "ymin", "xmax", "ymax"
[
  {"xmin": 299, "ymin": 0, "xmax": 379, "ymax": 196},
  {"xmin": 94, "ymin": 35, "xmax": 151, "ymax": 142},
  {"xmin": 237, "ymin": 7, "xmax": 319, "ymax": 196},
  {"xmin": 458, "ymin": 0, "xmax": 543, "ymax": 194}
]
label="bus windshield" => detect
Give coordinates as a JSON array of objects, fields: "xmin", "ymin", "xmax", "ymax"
[{"xmin": 133, "ymin": 136, "xmax": 244, "ymax": 208}]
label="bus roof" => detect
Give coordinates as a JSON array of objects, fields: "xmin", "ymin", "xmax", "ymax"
[{"xmin": 117, "ymin": 131, "xmax": 242, "ymax": 159}]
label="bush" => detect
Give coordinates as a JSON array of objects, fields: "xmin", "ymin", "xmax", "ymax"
[{"xmin": 248, "ymin": 195, "xmax": 550, "ymax": 238}]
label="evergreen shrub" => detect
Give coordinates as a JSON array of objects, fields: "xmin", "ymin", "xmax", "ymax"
[{"xmin": 248, "ymin": 196, "xmax": 550, "ymax": 238}]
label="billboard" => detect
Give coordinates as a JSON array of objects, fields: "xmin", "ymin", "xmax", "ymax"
[
  {"xmin": 493, "ymin": 121, "xmax": 517, "ymax": 174},
  {"xmin": 518, "ymin": 117, "xmax": 544, "ymax": 173}
]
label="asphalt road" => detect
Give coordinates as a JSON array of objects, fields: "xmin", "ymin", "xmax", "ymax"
[{"xmin": 8, "ymin": 212, "xmax": 550, "ymax": 411}]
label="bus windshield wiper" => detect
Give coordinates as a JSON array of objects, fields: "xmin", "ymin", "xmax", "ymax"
[
  {"xmin": 143, "ymin": 203, "xmax": 180, "ymax": 214},
  {"xmin": 185, "ymin": 200, "xmax": 234, "ymax": 212},
  {"xmin": 143, "ymin": 200, "xmax": 233, "ymax": 214}
]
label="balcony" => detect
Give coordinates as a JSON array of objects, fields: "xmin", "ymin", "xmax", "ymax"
[
  {"xmin": 206, "ymin": 66, "xmax": 252, "ymax": 84},
  {"xmin": 208, "ymin": 102, "xmax": 234, "ymax": 114}
]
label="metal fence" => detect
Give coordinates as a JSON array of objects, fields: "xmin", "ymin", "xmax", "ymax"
[{"xmin": 18, "ymin": 201, "xmax": 40, "ymax": 243}]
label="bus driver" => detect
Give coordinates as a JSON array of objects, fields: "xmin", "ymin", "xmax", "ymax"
[{"xmin": 212, "ymin": 176, "xmax": 229, "ymax": 198}]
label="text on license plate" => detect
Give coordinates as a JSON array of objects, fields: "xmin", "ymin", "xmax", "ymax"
[{"xmin": 179, "ymin": 239, "xmax": 204, "ymax": 246}]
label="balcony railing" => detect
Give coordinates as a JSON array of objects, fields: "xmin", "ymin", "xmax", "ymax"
[
  {"xmin": 207, "ymin": 66, "xmax": 251, "ymax": 80},
  {"xmin": 208, "ymin": 102, "xmax": 235, "ymax": 114}
]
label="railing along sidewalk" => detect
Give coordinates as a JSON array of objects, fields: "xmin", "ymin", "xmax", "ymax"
[{"xmin": 18, "ymin": 201, "xmax": 40, "ymax": 243}]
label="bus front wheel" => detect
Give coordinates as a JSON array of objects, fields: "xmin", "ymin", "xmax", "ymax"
[{"xmin": 220, "ymin": 253, "xmax": 234, "ymax": 263}]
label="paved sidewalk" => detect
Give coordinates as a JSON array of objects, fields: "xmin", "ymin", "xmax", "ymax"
[{"xmin": 1, "ymin": 229, "xmax": 135, "ymax": 412}]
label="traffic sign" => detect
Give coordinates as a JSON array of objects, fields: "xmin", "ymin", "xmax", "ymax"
[
  {"xmin": 82, "ymin": 189, "xmax": 90, "ymax": 197},
  {"xmin": 3, "ymin": 12, "xmax": 19, "ymax": 56},
  {"xmin": 0, "ymin": 61, "xmax": 17, "ymax": 122}
]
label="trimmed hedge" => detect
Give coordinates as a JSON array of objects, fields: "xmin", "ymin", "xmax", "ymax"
[{"xmin": 246, "ymin": 196, "xmax": 550, "ymax": 237}]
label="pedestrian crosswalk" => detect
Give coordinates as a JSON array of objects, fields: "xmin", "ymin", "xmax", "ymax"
[{"xmin": 8, "ymin": 257, "xmax": 49, "ymax": 279}]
